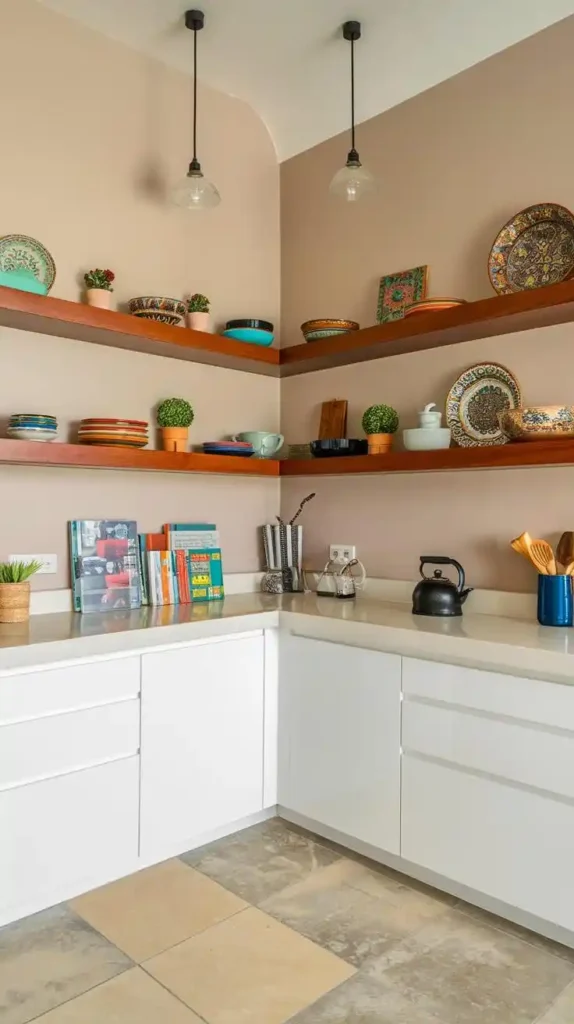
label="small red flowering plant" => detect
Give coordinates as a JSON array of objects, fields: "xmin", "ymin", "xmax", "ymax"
[{"xmin": 84, "ymin": 268, "xmax": 115, "ymax": 291}]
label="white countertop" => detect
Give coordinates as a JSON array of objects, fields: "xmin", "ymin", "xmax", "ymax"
[{"xmin": 1, "ymin": 591, "xmax": 574, "ymax": 683}]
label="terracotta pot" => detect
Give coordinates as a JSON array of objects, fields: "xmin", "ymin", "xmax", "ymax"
[
  {"xmin": 186, "ymin": 310, "xmax": 211, "ymax": 332},
  {"xmin": 367, "ymin": 433, "xmax": 393, "ymax": 455},
  {"xmin": 161, "ymin": 426, "xmax": 188, "ymax": 453},
  {"xmin": 86, "ymin": 288, "xmax": 112, "ymax": 309},
  {"xmin": 0, "ymin": 582, "xmax": 30, "ymax": 623}
]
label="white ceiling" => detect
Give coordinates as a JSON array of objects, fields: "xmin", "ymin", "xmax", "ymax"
[{"xmin": 40, "ymin": 0, "xmax": 574, "ymax": 159}]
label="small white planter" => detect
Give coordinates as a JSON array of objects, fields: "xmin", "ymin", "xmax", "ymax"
[
  {"xmin": 86, "ymin": 288, "xmax": 112, "ymax": 310},
  {"xmin": 186, "ymin": 310, "xmax": 211, "ymax": 332}
]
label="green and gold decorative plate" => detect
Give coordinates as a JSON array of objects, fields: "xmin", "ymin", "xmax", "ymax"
[
  {"xmin": 446, "ymin": 363, "xmax": 521, "ymax": 447},
  {"xmin": 488, "ymin": 203, "xmax": 574, "ymax": 295},
  {"xmin": 0, "ymin": 234, "xmax": 56, "ymax": 293}
]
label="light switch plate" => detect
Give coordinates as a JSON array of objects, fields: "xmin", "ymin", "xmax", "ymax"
[
  {"xmin": 329, "ymin": 544, "xmax": 356, "ymax": 564},
  {"xmin": 9, "ymin": 553, "xmax": 58, "ymax": 575}
]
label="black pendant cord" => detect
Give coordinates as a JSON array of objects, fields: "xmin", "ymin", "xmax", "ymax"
[
  {"xmin": 350, "ymin": 34, "xmax": 356, "ymax": 155},
  {"xmin": 193, "ymin": 25, "xmax": 198, "ymax": 164}
]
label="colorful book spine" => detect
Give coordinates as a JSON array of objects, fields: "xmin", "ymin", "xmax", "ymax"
[
  {"xmin": 187, "ymin": 548, "xmax": 224, "ymax": 602},
  {"xmin": 164, "ymin": 523, "xmax": 220, "ymax": 551},
  {"xmin": 176, "ymin": 549, "xmax": 190, "ymax": 603}
]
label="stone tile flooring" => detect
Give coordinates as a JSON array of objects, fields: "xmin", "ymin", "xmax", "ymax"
[{"xmin": 2, "ymin": 819, "xmax": 574, "ymax": 1024}]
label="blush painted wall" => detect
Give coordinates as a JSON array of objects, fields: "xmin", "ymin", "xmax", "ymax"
[
  {"xmin": 280, "ymin": 17, "xmax": 574, "ymax": 593},
  {"xmin": 0, "ymin": 0, "xmax": 280, "ymax": 588}
]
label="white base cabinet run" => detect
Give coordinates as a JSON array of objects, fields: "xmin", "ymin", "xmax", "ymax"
[
  {"xmin": 140, "ymin": 633, "xmax": 266, "ymax": 860},
  {"xmin": 279, "ymin": 635, "xmax": 401, "ymax": 854}
]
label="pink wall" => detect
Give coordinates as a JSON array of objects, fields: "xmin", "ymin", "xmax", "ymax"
[
  {"xmin": 280, "ymin": 18, "xmax": 574, "ymax": 593},
  {"xmin": 0, "ymin": 1, "xmax": 280, "ymax": 588}
]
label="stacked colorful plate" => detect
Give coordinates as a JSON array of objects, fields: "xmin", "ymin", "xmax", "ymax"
[
  {"xmin": 78, "ymin": 418, "xmax": 149, "ymax": 448},
  {"xmin": 301, "ymin": 319, "xmax": 359, "ymax": 343},
  {"xmin": 202, "ymin": 440, "xmax": 254, "ymax": 458},
  {"xmin": 404, "ymin": 297, "xmax": 466, "ymax": 317},
  {"xmin": 8, "ymin": 413, "xmax": 58, "ymax": 442}
]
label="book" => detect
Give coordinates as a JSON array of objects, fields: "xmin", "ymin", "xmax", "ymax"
[
  {"xmin": 164, "ymin": 522, "xmax": 220, "ymax": 551},
  {"xmin": 188, "ymin": 548, "xmax": 224, "ymax": 602},
  {"xmin": 69, "ymin": 520, "xmax": 141, "ymax": 614}
]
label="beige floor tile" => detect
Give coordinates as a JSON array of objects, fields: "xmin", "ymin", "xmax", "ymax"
[
  {"xmin": 536, "ymin": 981, "xmax": 574, "ymax": 1023},
  {"xmin": 182, "ymin": 818, "xmax": 341, "ymax": 904},
  {"xmin": 261, "ymin": 858, "xmax": 449, "ymax": 966},
  {"xmin": 454, "ymin": 899, "xmax": 574, "ymax": 964},
  {"xmin": 145, "ymin": 906, "xmax": 355, "ymax": 1024},
  {"xmin": 71, "ymin": 858, "xmax": 246, "ymax": 962},
  {"xmin": 0, "ymin": 905, "xmax": 131, "ymax": 1024},
  {"xmin": 31, "ymin": 966, "xmax": 203, "ymax": 1023}
]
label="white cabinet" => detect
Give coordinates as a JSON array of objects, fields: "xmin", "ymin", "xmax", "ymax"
[
  {"xmin": 140, "ymin": 634, "xmax": 265, "ymax": 859},
  {"xmin": 0, "ymin": 756, "xmax": 139, "ymax": 926},
  {"xmin": 279, "ymin": 635, "xmax": 401, "ymax": 854}
]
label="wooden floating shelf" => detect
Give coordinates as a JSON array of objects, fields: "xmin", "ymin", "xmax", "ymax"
[
  {"xmin": 3, "ymin": 279, "xmax": 574, "ymax": 378},
  {"xmin": 0, "ymin": 286, "xmax": 280, "ymax": 377},
  {"xmin": 0, "ymin": 440, "xmax": 279, "ymax": 476},
  {"xmin": 280, "ymin": 440, "xmax": 574, "ymax": 475},
  {"xmin": 281, "ymin": 278, "xmax": 574, "ymax": 375}
]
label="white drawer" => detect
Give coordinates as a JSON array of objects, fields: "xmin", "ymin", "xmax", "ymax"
[
  {"xmin": 403, "ymin": 700, "xmax": 574, "ymax": 800},
  {"xmin": 0, "ymin": 699, "xmax": 140, "ymax": 789},
  {"xmin": 402, "ymin": 657, "xmax": 574, "ymax": 731},
  {"xmin": 0, "ymin": 657, "xmax": 140, "ymax": 724}
]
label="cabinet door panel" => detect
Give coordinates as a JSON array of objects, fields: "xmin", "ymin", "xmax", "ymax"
[
  {"xmin": 280, "ymin": 636, "xmax": 400, "ymax": 853},
  {"xmin": 141, "ymin": 636, "xmax": 265, "ymax": 857},
  {"xmin": 402, "ymin": 755, "xmax": 574, "ymax": 932}
]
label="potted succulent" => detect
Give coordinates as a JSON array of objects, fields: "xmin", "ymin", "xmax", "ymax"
[
  {"xmin": 362, "ymin": 403, "xmax": 399, "ymax": 454},
  {"xmin": 157, "ymin": 397, "xmax": 194, "ymax": 452},
  {"xmin": 0, "ymin": 560, "xmax": 44, "ymax": 623},
  {"xmin": 187, "ymin": 293, "xmax": 211, "ymax": 333},
  {"xmin": 84, "ymin": 268, "xmax": 115, "ymax": 309}
]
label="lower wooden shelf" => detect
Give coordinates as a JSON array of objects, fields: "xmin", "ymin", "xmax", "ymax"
[
  {"xmin": 280, "ymin": 440, "xmax": 574, "ymax": 475},
  {"xmin": 0, "ymin": 440, "xmax": 280, "ymax": 476}
]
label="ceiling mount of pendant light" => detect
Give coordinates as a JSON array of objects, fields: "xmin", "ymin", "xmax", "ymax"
[
  {"xmin": 172, "ymin": 9, "xmax": 221, "ymax": 210},
  {"xmin": 329, "ymin": 20, "xmax": 375, "ymax": 203}
]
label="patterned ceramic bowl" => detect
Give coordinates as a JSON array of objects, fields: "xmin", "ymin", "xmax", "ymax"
[
  {"xmin": 128, "ymin": 296, "xmax": 186, "ymax": 326},
  {"xmin": 499, "ymin": 406, "xmax": 574, "ymax": 441},
  {"xmin": 301, "ymin": 319, "xmax": 359, "ymax": 342}
]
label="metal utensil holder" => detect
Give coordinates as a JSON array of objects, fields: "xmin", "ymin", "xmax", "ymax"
[{"xmin": 316, "ymin": 558, "xmax": 366, "ymax": 599}]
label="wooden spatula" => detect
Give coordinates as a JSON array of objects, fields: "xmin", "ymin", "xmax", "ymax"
[
  {"xmin": 528, "ymin": 538, "xmax": 556, "ymax": 575},
  {"xmin": 510, "ymin": 532, "xmax": 535, "ymax": 564},
  {"xmin": 557, "ymin": 532, "xmax": 574, "ymax": 573}
]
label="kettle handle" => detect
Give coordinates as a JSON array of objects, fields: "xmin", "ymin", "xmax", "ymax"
[{"xmin": 419, "ymin": 556, "xmax": 466, "ymax": 592}]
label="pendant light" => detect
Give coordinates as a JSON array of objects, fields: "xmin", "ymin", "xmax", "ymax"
[
  {"xmin": 329, "ymin": 20, "xmax": 375, "ymax": 202},
  {"xmin": 172, "ymin": 9, "xmax": 221, "ymax": 210}
]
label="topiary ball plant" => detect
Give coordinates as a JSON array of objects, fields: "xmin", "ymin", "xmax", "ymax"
[
  {"xmin": 157, "ymin": 398, "xmax": 194, "ymax": 428},
  {"xmin": 362, "ymin": 404, "xmax": 399, "ymax": 436}
]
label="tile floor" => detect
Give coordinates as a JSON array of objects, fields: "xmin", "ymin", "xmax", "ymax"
[{"xmin": 2, "ymin": 818, "xmax": 574, "ymax": 1024}]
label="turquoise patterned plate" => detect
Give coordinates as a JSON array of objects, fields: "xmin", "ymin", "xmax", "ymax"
[
  {"xmin": 446, "ymin": 363, "xmax": 521, "ymax": 447},
  {"xmin": 0, "ymin": 235, "xmax": 56, "ymax": 292}
]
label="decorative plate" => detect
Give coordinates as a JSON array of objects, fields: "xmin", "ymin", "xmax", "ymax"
[
  {"xmin": 488, "ymin": 204, "xmax": 574, "ymax": 295},
  {"xmin": 376, "ymin": 266, "xmax": 428, "ymax": 323},
  {"xmin": 0, "ymin": 235, "xmax": 56, "ymax": 292},
  {"xmin": 446, "ymin": 363, "xmax": 521, "ymax": 447}
]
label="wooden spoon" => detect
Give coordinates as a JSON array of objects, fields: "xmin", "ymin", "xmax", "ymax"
[
  {"xmin": 564, "ymin": 560, "xmax": 574, "ymax": 576},
  {"xmin": 557, "ymin": 532, "xmax": 574, "ymax": 573},
  {"xmin": 510, "ymin": 532, "xmax": 537, "ymax": 567}
]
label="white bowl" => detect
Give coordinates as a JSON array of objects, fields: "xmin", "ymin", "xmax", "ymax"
[
  {"xmin": 7, "ymin": 427, "xmax": 58, "ymax": 442},
  {"xmin": 402, "ymin": 427, "xmax": 451, "ymax": 451}
]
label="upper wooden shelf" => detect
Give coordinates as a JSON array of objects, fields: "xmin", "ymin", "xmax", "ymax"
[
  {"xmin": 0, "ymin": 439, "xmax": 279, "ymax": 476},
  {"xmin": 280, "ymin": 440, "xmax": 574, "ymax": 475},
  {"xmin": 280, "ymin": 279, "xmax": 574, "ymax": 375},
  {"xmin": 0, "ymin": 286, "xmax": 280, "ymax": 376}
]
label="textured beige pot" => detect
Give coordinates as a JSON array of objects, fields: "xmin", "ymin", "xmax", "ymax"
[
  {"xmin": 0, "ymin": 582, "xmax": 30, "ymax": 623},
  {"xmin": 161, "ymin": 426, "xmax": 188, "ymax": 453},
  {"xmin": 367, "ymin": 433, "xmax": 393, "ymax": 455},
  {"xmin": 86, "ymin": 288, "xmax": 112, "ymax": 309},
  {"xmin": 186, "ymin": 310, "xmax": 211, "ymax": 332}
]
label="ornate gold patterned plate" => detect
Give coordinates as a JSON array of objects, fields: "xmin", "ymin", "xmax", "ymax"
[
  {"xmin": 446, "ymin": 363, "xmax": 521, "ymax": 447},
  {"xmin": 488, "ymin": 203, "xmax": 574, "ymax": 295}
]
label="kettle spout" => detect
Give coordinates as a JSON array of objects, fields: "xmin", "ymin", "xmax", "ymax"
[{"xmin": 460, "ymin": 587, "xmax": 473, "ymax": 605}]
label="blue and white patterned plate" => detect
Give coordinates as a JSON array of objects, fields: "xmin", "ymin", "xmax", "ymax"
[
  {"xmin": 0, "ymin": 235, "xmax": 56, "ymax": 292},
  {"xmin": 446, "ymin": 363, "xmax": 521, "ymax": 447}
]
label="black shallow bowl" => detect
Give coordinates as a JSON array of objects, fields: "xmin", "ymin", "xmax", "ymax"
[
  {"xmin": 311, "ymin": 439, "xmax": 368, "ymax": 458},
  {"xmin": 226, "ymin": 318, "xmax": 274, "ymax": 332}
]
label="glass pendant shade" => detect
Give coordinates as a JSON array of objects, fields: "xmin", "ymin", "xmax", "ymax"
[
  {"xmin": 330, "ymin": 152, "xmax": 375, "ymax": 202},
  {"xmin": 172, "ymin": 160, "xmax": 221, "ymax": 210}
]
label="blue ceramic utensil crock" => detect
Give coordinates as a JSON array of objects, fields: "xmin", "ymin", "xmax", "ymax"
[{"xmin": 537, "ymin": 574, "xmax": 573, "ymax": 627}]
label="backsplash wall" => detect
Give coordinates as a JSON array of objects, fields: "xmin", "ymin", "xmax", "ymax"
[{"xmin": 280, "ymin": 17, "xmax": 574, "ymax": 593}]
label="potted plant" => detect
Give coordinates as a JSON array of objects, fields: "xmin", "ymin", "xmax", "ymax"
[
  {"xmin": 362, "ymin": 404, "xmax": 399, "ymax": 454},
  {"xmin": 157, "ymin": 397, "xmax": 194, "ymax": 452},
  {"xmin": 187, "ymin": 293, "xmax": 211, "ymax": 332},
  {"xmin": 0, "ymin": 560, "xmax": 44, "ymax": 623},
  {"xmin": 84, "ymin": 268, "xmax": 115, "ymax": 309}
]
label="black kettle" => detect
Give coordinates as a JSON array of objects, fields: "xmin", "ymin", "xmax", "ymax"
[{"xmin": 412, "ymin": 556, "xmax": 473, "ymax": 617}]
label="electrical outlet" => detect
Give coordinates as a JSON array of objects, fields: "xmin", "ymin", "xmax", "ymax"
[
  {"xmin": 10, "ymin": 553, "xmax": 58, "ymax": 575},
  {"xmin": 330, "ymin": 544, "xmax": 356, "ymax": 564}
]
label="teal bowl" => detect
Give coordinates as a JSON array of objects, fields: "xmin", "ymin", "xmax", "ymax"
[{"xmin": 223, "ymin": 328, "xmax": 274, "ymax": 347}]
